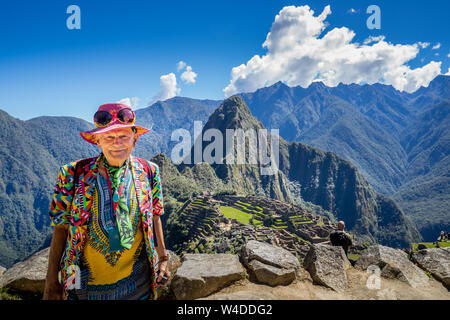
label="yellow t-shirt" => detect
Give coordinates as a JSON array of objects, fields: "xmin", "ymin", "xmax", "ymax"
[{"xmin": 73, "ymin": 171, "xmax": 151, "ymax": 300}]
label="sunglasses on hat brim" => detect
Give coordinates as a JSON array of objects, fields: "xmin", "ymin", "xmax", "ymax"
[{"xmin": 93, "ymin": 108, "xmax": 136, "ymax": 128}]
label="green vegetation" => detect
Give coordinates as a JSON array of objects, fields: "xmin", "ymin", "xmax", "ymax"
[
  {"xmin": 288, "ymin": 215, "xmax": 313, "ymax": 228},
  {"xmin": 220, "ymin": 205, "xmax": 253, "ymax": 224},
  {"xmin": 294, "ymin": 234, "xmax": 311, "ymax": 244},
  {"xmin": 271, "ymin": 224, "xmax": 288, "ymax": 229},
  {"xmin": 0, "ymin": 288, "xmax": 22, "ymax": 300},
  {"xmin": 0, "ymin": 111, "xmax": 100, "ymax": 268},
  {"xmin": 234, "ymin": 200, "xmax": 264, "ymax": 214},
  {"xmin": 347, "ymin": 253, "xmax": 361, "ymax": 262},
  {"xmin": 412, "ymin": 241, "xmax": 450, "ymax": 251}
]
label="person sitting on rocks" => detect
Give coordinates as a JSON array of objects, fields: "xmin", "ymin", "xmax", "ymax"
[
  {"xmin": 438, "ymin": 231, "xmax": 449, "ymax": 242},
  {"xmin": 329, "ymin": 221, "xmax": 353, "ymax": 256}
]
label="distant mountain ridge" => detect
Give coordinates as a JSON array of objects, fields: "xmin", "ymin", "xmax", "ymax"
[{"xmin": 236, "ymin": 75, "xmax": 450, "ymax": 240}]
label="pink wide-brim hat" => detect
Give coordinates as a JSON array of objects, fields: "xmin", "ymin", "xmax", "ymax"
[{"xmin": 80, "ymin": 103, "xmax": 151, "ymax": 145}]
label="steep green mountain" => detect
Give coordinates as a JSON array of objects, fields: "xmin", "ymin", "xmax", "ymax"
[
  {"xmin": 176, "ymin": 96, "xmax": 294, "ymax": 202},
  {"xmin": 0, "ymin": 110, "xmax": 96, "ymax": 267},
  {"xmin": 172, "ymin": 96, "xmax": 420, "ymax": 248},
  {"xmin": 393, "ymin": 99, "xmax": 450, "ymax": 239},
  {"xmin": 23, "ymin": 116, "xmax": 98, "ymax": 164}
]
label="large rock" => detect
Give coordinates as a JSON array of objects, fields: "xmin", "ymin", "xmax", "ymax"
[
  {"xmin": 0, "ymin": 248, "xmax": 49, "ymax": 295},
  {"xmin": 241, "ymin": 240, "xmax": 301, "ymax": 286},
  {"xmin": 246, "ymin": 259, "xmax": 296, "ymax": 286},
  {"xmin": 412, "ymin": 247, "xmax": 450, "ymax": 288},
  {"xmin": 0, "ymin": 265, "xmax": 6, "ymax": 277},
  {"xmin": 356, "ymin": 245, "xmax": 429, "ymax": 288},
  {"xmin": 170, "ymin": 254, "xmax": 247, "ymax": 300},
  {"xmin": 303, "ymin": 244, "xmax": 350, "ymax": 292}
]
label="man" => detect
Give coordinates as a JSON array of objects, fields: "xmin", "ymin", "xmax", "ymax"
[
  {"xmin": 329, "ymin": 221, "xmax": 353, "ymax": 256},
  {"xmin": 43, "ymin": 103, "xmax": 170, "ymax": 300}
]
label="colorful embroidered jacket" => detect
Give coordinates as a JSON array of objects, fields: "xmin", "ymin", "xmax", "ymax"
[{"xmin": 48, "ymin": 154, "xmax": 165, "ymax": 300}]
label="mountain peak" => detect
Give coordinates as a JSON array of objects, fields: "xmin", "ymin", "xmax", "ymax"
[
  {"xmin": 306, "ymin": 81, "xmax": 329, "ymax": 94},
  {"xmin": 428, "ymin": 74, "xmax": 450, "ymax": 88},
  {"xmin": 221, "ymin": 95, "xmax": 250, "ymax": 113},
  {"xmin": 272, "ymin": 80, "xmax": 288, "ymax": 88},
  {"xmin": 203, "ymin": 95, "xmax": 262, "ymax": 132},
  {"xmin": 412, "ymin": 74, "xmax": 450, "ymax": 98},
  {"xmin": 309, "ymin": 81, "xmax": 326, "ymax": 88}
]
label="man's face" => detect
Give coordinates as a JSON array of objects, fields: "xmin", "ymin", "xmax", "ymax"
[{"xmin": 96, "ymin": 128, "xmax": 136, "ymax": 166}]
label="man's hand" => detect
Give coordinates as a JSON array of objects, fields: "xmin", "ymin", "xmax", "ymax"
[
  {"xmin": 43, "ymin": 279, "xmax": 62, "ymax": 300},
  {"xmin": 156, "ymin": 260, "xmax": 171, "ymax": 285},
  {"xmin": 43, "ymin": 225, "xmax": 68, "ymax": 300}
]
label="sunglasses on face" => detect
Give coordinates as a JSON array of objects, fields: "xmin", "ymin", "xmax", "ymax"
[{"xmin": 93, "ymin": 108, "xmax": 136, "ymax": 128}]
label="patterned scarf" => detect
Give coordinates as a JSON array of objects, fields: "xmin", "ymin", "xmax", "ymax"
[{"xmin": 101, "ymin": 153, "xmax": 134, "ymax": 249}]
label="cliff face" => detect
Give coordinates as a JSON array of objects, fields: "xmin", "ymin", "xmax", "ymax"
[
  {"xmin": 279, "ymin": 139, "xmax": 421, "ymax": 247},
  {"xmin": 169, "ymin": 96, "xmax": 420, "ymax": 248}
]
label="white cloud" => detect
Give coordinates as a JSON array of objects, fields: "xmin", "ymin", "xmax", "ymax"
[
  {"xmin": 363, "ymin": 35, "xmax": 385, "ymax": 45},
  {"xmin": 432, "ymin": 42, "xmax": 441, "ymax": 50},
  {"xmin": 150, "ymin": 73, "xmax": 180, "ymax": 104},
  {"xmin": 347, "ymin": 8, "xmax": 358, "ymax": 14},
  {"xmin": 447, "ymin": 53, "xmax": 450, "ymax": 58},
  {"xmin": 180, "ymin": 65, "xmax": 198, "ymax": 84},
  {"xmin": 384, "ymin": 61, "xmax": 442, "ymax": 93},
  {"xmin": 117, "ymin": 97, "xmax": 140, "ymax": 109},
  {"xmin": 445, "ymin": 68, "xmax": 450, "ymax": 75},
  {"xmin": 223, "ymin": 5, "xmax": 442, "ymax": 95},
  {"xmin": 176, "ymin": 61, "xmax": 198, "ymax": 84},
  {"xmin": 417, "ymin": 42, "xmax": 430, "ymax": 49},
  {"xmin": 177, "ymin": 61, "xmax": 187, "ymax": 71}
]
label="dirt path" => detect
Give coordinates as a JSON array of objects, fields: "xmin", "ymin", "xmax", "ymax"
[{"xmin": 201, "ymin": 268, "xmax": 450, "ymax": 300}]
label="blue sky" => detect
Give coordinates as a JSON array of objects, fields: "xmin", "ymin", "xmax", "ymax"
[{"xmin": 0, "ymin": 0, "xmax": 448, "ymax": 122}]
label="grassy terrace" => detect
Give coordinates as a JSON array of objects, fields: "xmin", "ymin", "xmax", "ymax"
[
  {"xmin": 412, "ymin": 241, "xmax": 450, "ymax": 251},
  {"xmin": 219, "ymin": 200, "xmax": 291, "ymax": 230},
  {"xmin": 178, "ymin": 198, "xmax": 219, "ymax": 243},
  {"xmin": 234, "ymin": 200, "xmax": 264, "ymax": 214},
  {"xmin": 220, "ymin": 205, "xmax": 253, "ymax": 224},
  {"xmin": 294, "ymin": 234, "xmax": 311, "ymax": 244},
  {"xmin": 271, "ymin": 224, "xmax": 288, "ymax": 229},
  {"xmin": 253, "ymin": 219, "xmax": 263, "ymax": 226},
  {"xmin": 271, "ymin": 218, "xmax": 288, "ymax": 229}
]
